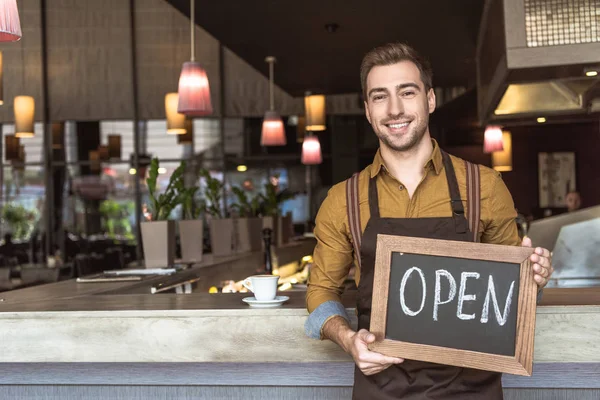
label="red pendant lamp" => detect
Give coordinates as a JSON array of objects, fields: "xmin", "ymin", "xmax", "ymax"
[
  {"xmin": 301, "ymin": 134, "xmax": 322, "ymax": 165},
  {"xmin": 0, "ymin": 0, "xmax": 22, "ymax": 42},
  {"xmin": 260, "ymin": 56, "xmax": 286, "ymax": 146},
  {"xmin": 483, "ymin": 125, "xmax": 504, "ymax": 153},
  {"xmin": 177, "ymin": 0, "xmax": 212, "ymax": 116}
]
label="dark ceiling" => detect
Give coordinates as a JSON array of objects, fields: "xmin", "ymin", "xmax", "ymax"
[{"xmin": 166, "ymin": 0, "xmax": 485, "ymax": 96}]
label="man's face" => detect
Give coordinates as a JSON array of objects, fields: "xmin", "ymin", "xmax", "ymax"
[
  {"xmin": 565, "ymin": 192, "xmax": 581, "ymax": 211},
  {"xmin": 364, "ymin": 61, "xmax": 436, "ymax": 153}
]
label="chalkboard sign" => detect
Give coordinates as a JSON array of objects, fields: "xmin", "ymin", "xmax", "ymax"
[{"xmin": 369, "ymin": 235, "xmax": 537, "ymax": 376}]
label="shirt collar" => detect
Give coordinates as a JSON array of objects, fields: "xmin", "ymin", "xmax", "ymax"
[{"xmin": 369, "ymin": 139, "xmax": 444, "ymax": 178}]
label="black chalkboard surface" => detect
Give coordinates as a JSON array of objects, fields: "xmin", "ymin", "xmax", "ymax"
[
  {"xmin": 369, "ymin": 235, "xmax": 537, "ymax": 376},
  {"xmin": 385, "ymin": 252, "xmax": 520, "ymax": 356}
]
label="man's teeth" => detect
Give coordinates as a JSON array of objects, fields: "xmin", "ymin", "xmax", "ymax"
[{"xmin": 388, "ymin": 122, "xmax": 409, "ymax": 129}]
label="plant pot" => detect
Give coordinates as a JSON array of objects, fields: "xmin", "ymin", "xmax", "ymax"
[
  {"xmin": 141, "ymin": 220, "xmax": 176, "ymax": 268},
  {"xmin": 209, "ymin": 218, "xmax": 234, "ymax": 256},
  {"xmin": 236, "ymin": 217, "xmax": 263, "ymax": 253},
  {"xmin": 178, "ymin": 219, "xmax": 204, "ymax": 263}
]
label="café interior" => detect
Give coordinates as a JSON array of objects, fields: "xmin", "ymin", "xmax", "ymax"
[{"xmin": 0, "ymin": 0, "xmax": 598, "ymax": 399}]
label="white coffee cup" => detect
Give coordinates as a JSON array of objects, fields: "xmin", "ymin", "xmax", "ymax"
[{"xmin": 242, "ymin": 275, "xmax": 279, "ymax": 301}]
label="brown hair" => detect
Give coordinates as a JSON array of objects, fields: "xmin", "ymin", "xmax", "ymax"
[{"xmin": 360, "ymin": 42, "xmax": 433, "ymax": 100}]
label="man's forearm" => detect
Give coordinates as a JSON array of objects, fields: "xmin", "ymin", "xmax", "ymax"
[{"xmin": 322, "ymin": 315, "xmax": 355, "ymax": 353}]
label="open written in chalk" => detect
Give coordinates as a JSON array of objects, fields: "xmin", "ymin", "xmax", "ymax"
[{"xmin": 368, "ymin": 235, "xmax": 537, "ymax": 376}]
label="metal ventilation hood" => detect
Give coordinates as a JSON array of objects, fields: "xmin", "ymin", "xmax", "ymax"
[{"xmin": 476, "ymin": 0, "xmax": 600, "ymax": 124}]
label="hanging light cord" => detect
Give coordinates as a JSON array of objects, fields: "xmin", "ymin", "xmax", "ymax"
[
  {"xmin": 268, "ymin": 59, "xmax": 274, "ymax": 111},
  {"xmin": 190, "ymin": 0, "xmax": 195, "ymax": 62}
]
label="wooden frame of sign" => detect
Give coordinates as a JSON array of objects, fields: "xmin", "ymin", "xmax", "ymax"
[{"xmin": 369, "ymin": 234, "xmax": 537, "ymax": 376}]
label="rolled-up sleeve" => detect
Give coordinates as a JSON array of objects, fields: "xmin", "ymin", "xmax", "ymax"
[{"xmin": 305, "ymin": 184, "xmax": 355, "ymax": 338}]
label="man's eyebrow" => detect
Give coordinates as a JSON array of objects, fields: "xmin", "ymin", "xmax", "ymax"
[
  {"xmin": 367, "ymin": 87, "xmax": 388, "ymax": 97},
  {"xmin": 395, "ymin": 83, "xmax": 420, "ymax": 91}
]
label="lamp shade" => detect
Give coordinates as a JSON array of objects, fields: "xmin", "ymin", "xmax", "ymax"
[
  {"xmin": 165, "ymin": 92, "xmax": 186, "ymax": 134},
  {"xmin": 0, "ymin": 0, "xmax": 22, "ymax": 42},
  {"xmin": 305, "ymin": 94, "xmax": 326, "ymax": 131},
  {"xmin": 4, "ymin": 134, "xmax": 19, "ymax": 160},
  {"xmin": 483, "ymin": 125, "xmax": 503, "ymax": 153},
  {"xmin": 177, "ymin": 61, "xmax": 213, "ymax": 116},
  {"xmin": 0, "ymin": 51, "xmax": 3, "ymax": 105},
  {"xmin": 108, "ymin": 134, "xmax": 121, "ymax": 159},
  {"xmin": 261, "ymin": 110, "xmax": 286, "ymax": 146},
  {"xmin": 14, "ymin": 95, "xmax": 34, "ymax": 138},
  {"xmin": 301, "ymin": 135, "xmax": 322, "ymax": 165},
  {"xmin": 178, "ymin": 118, "xmax": 193, "ymax": 144},
  {"xmin": 492, "ymin": 131, "xmax": 512, "ymax": 172}
]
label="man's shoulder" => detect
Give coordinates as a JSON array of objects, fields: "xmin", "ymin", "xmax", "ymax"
[
  {"xmin": 325, "ymin": 167, "xmax": 372, "ymax": 207},
  {"xmin": 447, "ymin": 153, "xmax": 501, "ymax": 183}
]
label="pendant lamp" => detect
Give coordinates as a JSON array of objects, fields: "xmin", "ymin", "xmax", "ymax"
[
  {"xmin": 177, "ymin": 0, "xmax": 212, "ymax": 116},
  {"xmin": 165, "ymin": 92, "xmax": 186, "ymax": 134},
  {"xmin": 301, "ymin": 133, "xmax": 322, "ymax": 165},
  {"xmin": 483, "ymin": 125, "xmax": 503, "ymax": 153},
  {"xmin": 0, "ymin": 0, "xmax": 22, "ymax": 42},
  {"xmin": 492, "ymin": 131, "xmax": 512, "ymax": 172},
  {"xmin": 260, "ymin": 56, "xmax": 286, "ymax": 146},
  {"xmin": 14, "ymin": 95, "xmax": 34, "ymax": 138},
  {"xmin": 305, "ymin": 93, "xmax": 326, "ymax": 131}
]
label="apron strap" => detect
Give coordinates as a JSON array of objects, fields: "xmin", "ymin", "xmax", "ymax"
[
  {"xmin": 465, "ymin": 161, "xmax": 481, "ymax": 242},
  {"xmin": 346, "ymin": 172, "xmax": 362, "ymax": 269},
  {"xmin": 441, "ymin": 151, "xmax": 468, "ymax": 234}
]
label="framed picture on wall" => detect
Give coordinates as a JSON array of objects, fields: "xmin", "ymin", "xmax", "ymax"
[{"xmin": 538, "ymin": 152, "xmax": 576, "ymax": 208}]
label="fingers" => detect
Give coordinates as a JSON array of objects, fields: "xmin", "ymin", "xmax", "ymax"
[
  {"xmin": 521, "ymin": 236, "xmax": 532, "ymax": 248},
  {"xmin": 352, "ymin": 330, "xmax": 404, "ymax": 375}
]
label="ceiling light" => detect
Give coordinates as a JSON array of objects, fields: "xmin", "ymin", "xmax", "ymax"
[
  {"xmin": 237, "ymin": 165, "xmax": 247, "ymax": 172},
  {"xmin": 585, "ymin": 70, "xmax": 598, "ymax": 77},
  {"xmin": 129, "ymin": 168, "xmax": 137, "ymax": 175},
  {"xmin": 537, "ymin": 117, "xmax": 546, "ymax": 123}
]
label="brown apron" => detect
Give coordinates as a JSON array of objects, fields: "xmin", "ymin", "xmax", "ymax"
[{"xmin": 346, "ymin": 151, "xmax": 503, "ymax": 400}]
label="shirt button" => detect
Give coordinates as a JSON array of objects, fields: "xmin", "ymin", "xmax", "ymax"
[{"xmin": 398, "ymin": 185, "xmax": 404, "ymax": 191}]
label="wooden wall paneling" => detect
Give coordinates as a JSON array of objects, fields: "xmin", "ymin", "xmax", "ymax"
[{"xmin": 45, "ymin": 0, "xmax": 134, "ymax": 121}]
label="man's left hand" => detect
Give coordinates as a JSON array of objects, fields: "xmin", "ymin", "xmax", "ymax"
[{"xmin": 522, "ymin": 236, "xmax": 554, "ymax": 288}]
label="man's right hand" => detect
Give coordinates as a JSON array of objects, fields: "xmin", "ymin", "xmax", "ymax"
[{"xmin": 342, "ymin": 329, "xmax": 404, "ymax": 376}]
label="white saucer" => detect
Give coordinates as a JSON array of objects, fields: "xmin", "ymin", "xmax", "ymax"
[{"xmin": 242, "ymin": 296, "xmax": 289, "ymax": 308}]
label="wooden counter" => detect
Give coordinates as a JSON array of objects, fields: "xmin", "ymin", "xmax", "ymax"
[{"xmin": 0, "ymin": 241, "xmax": 598, "ymax": 399}]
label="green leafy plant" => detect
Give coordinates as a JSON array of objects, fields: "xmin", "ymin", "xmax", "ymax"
[
  {"xmin": 146, "ymin": 158, "xmax": 186, "ymax": 221},
  {"xmin": 181, "ymin": 186, "xmax": 205, "ymax": 220},
  {"xmin": 261, "ymin": 176, "xmax": 296, "ymax": 217},
  {"xmin": 99, "ymin": 200, "xmax": 134, "ymax": 238},
  {"xmin": 231, "ymin": 186, "xmax": 261, "ymax": 217},
  {"xmin": 199, "ymin": 169, "xmax": 225, "ymax": 218},
  {"xmin": 1, "ymin": 203, "xmax": 36, "ymax": 240}
]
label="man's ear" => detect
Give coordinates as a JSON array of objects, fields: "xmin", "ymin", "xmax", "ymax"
[{"xmin": 427, "ymin": 88, "xmax": 436, "ymax": 114}]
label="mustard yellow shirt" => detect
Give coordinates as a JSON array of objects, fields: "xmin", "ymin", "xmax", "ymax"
[{"xmin": 306, "ymin": 140, "xmax": 520, "ymax": 313}]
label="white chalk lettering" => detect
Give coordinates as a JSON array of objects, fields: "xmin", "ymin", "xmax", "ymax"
[
  {"xmin": 433, "ymin": 269, "xmax": 457, "ymax": 321},
  {"xmin": 400, "ymin": 267, "xmax": 426, "ymax": 316},
  {"xmin": 480, "ymin": 275, "xmax": 515, "ymax": 326},
  {"xmin": 457, "ymin": 272, "xmax": 480, "ymax": 320}
]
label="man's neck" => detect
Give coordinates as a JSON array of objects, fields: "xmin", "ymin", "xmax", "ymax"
[{"xmin": 379, "ymin": 133, "xmax": 434, "ymax": 191}]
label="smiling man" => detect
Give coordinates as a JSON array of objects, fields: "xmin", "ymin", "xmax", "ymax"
[{"xmin": 305, "ymin": 42, "xmax": 553, "ymax": 399}]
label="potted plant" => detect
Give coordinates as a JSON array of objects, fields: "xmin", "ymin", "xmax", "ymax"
[
  {"xmin": 141, "ymin": 158, "xmax": 185, "ymax": 268},
  {"xmin": 178, "ymin": 185, "xmax": 205, "ymax": 263},
  {"xmin": 200, "ymin": 169, "xmax": 234, "ymax": 256},
  {"xmin": 260, "ymin": 176, "xmax": 296, "ymax": 247},
  {"xmin": 231, "ymin": 186, "xmax": 263, "ymax": 253}
]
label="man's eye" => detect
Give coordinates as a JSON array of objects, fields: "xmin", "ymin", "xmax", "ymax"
[
  {"xmin": 403, "ymin": 91, "xmax": 415, "ymax": 97},
  {"xmin": 373, "ymin": 95, "xmax": 386, "ymax": 101}
]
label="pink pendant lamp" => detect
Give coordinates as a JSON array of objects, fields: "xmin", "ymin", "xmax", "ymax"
[
  {"xmin": 0, "ymin": 0, "xmax": 21, "ymax": 42},
  {"xmin": 177, "ymin": 0, "xmax": 212, "ymax": 116},
  {"xmin": 301, "ymin": 134, "xmax": 322, "ymax": 165},
  {"xmin": 260, "ymin": 56, "xmax": 286, "ymax": 146},
  {"xmin": 483, "ymin": 125, "xmax": 504, "ymax": 153}
]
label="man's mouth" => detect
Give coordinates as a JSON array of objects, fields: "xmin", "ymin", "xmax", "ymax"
[{"xmin": 386, "ymin": 122, "xmax": 410, "ymax": 129}]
